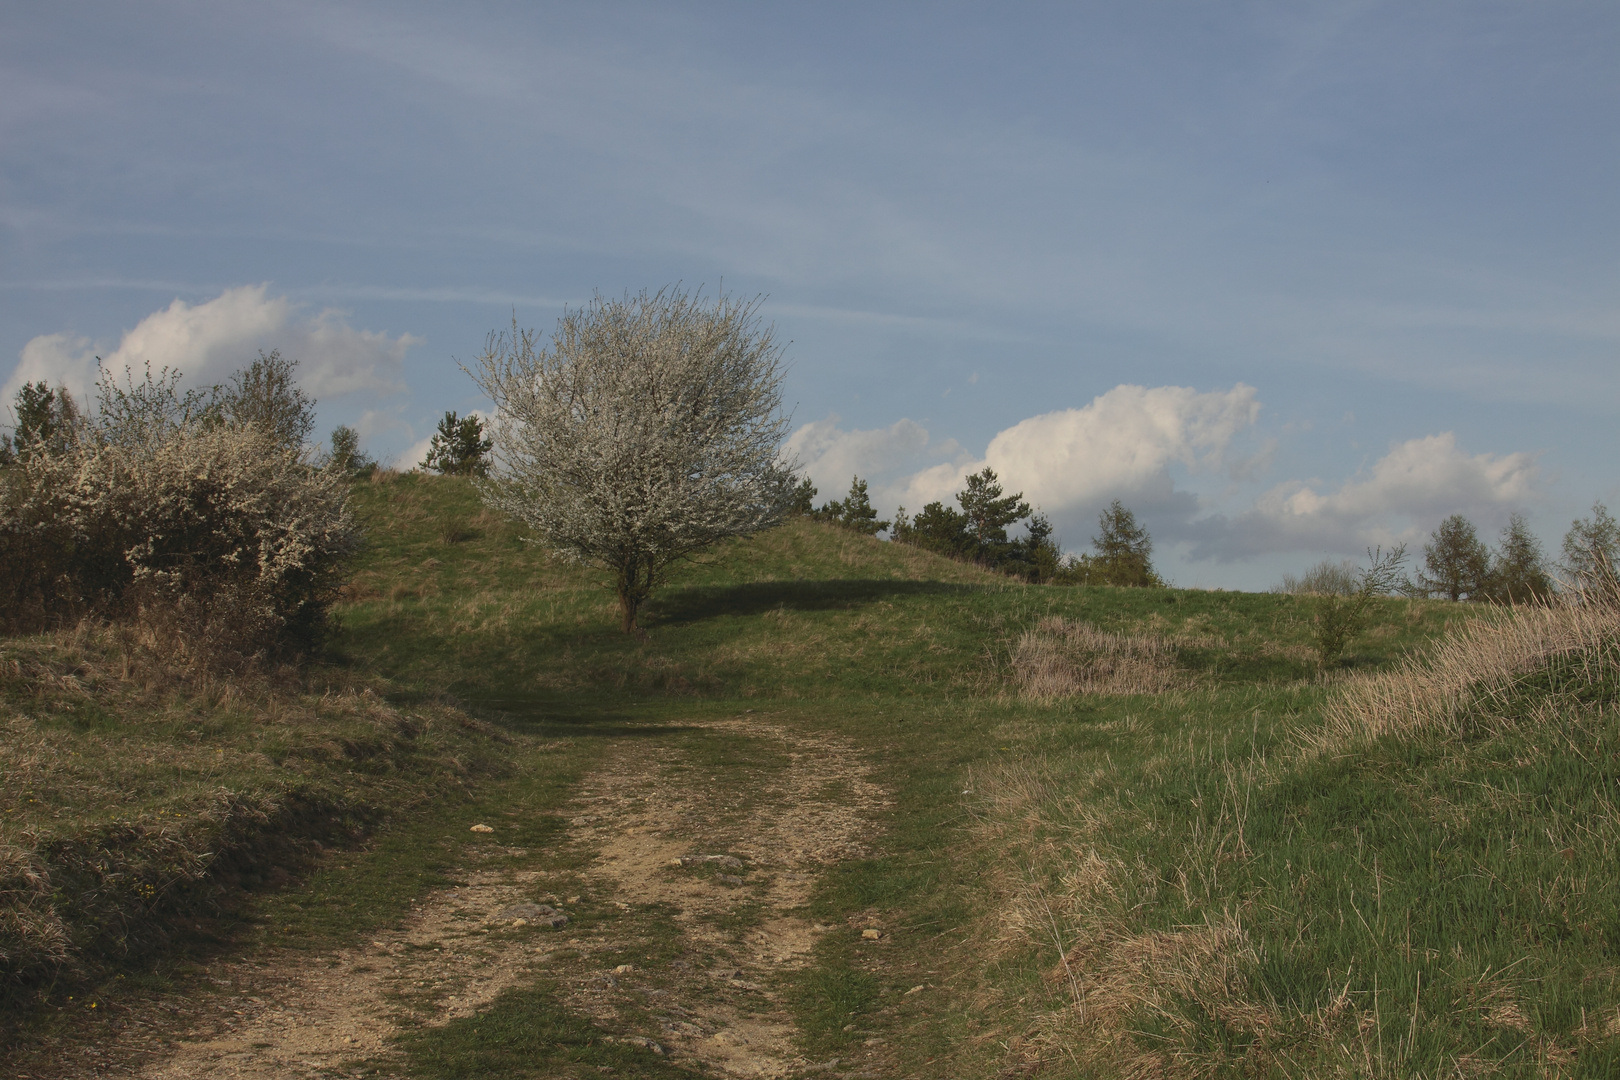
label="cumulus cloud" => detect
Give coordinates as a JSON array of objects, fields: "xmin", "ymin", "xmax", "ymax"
[
  {"xmin": 782, "ymin": 415, "xmax": 971, "ymax": 506},
  {"xmin": 899, "ymin": 384, "xmax": 1261, "ymax": 515},
  {"xmin": 3, "ymin": 285, "xmax": 418, "ymax": 419},
  {"xmin": 1186, "ymin": 433, "xmax": 1540, "ymax": 561},
  {"xmin": 782, "ymin": 385, "xmax": 1262, "ymax": 545}
]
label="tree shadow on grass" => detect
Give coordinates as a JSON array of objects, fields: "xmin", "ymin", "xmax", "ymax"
[{"xmin": 646, "ymin": 578, "xmax": 993, "ymax": 626}]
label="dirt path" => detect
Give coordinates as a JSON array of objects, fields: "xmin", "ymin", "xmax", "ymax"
[{"xmin": 120, "ymin": 714, "xmax": 891, "ymax": 1079}]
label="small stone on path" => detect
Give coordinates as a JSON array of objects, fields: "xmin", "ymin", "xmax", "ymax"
[
  {"xmin": 495, "ymin": 902, "xmax": 567, "ymax": 928},
  {"xmin": 861, "ymin": 929, "xmax": 882, "ymax": 940}
]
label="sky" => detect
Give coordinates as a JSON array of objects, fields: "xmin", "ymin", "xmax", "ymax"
[{"xmin": 3, "ymin": 1, "xmax": 1617, "ymax": 589}]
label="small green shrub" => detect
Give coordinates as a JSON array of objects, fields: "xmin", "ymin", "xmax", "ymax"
[{"xmin": 1310, "ymin": 546, "xmax": 1407, "ymax": 667}]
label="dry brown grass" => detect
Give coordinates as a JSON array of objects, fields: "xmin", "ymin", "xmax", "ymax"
[
  {"xmin": 962, "ymin": 754, "xmax": 1276, "ymax": 1079},
  {"xmin": 0, "ymin": 842, "xmax": 69, "ymax": 983},
  {"xmin": 1012, "ymin": 616, "xmax": 1185, "ymax": 700},
  {"xmin": 1312, "ymin": 596, "xmax": 1620, "ymax": 753},
  {"xmin": 0, "ymin": 622, "xmax": 507, "ymax": 998}
]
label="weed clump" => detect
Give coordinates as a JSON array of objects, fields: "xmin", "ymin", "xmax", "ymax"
[
  {"xmin": 1011, "ymin": 616, "xmax": 1182, "ymax": 699},
  {"xmin": 1316, "ymin": 587, "xmax": 1620, "ymax": 750}
]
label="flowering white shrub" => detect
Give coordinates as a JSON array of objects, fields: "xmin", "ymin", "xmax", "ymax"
[
  {"xmin": 470, "ymin": 287, "xmax": 797, "ymax": 632},
  {"xmin": 0, "ymin": 363, "xmax": 358, "ymax": 659}
]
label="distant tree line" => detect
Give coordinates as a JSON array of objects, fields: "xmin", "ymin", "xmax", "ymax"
[
  {"xmin": 792, "ymin": 469, "xmax": 1165, "ymax": 587},
  {"xmin": 1278, "ymin": 505, "xmax": 1620, "ymax": 604}
]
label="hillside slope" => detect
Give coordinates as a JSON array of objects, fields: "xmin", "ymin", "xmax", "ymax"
[{"xmin": 16, "ymin": 471, "xmax": 1587, "ymax": 1080}]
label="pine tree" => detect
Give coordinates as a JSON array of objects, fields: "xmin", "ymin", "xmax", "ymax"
[
  {"xmin": 1020, "ymin": 512, "xmax": 1061, "ymax": 583},
  {"xmin": 1091, "ymin": 500, "xmax": 1160, "ymax": 586},
  {"xmin": 1483, "ymin": 513, "xmax": 1551, "ymax": 603},
  {"xmin": 787, "ymin": 477, "xmax": 818, "ymax": 515},
  {"xmin": 422, "ymin": 411, "xmax": 493, "ymax": 476},
  {"xmin": 831, "ymin": 476, "xmax": 889, "ymax": 535},
  {"xmin": 1420, "ymin": 514, "xmax": 1490, "ymax": 601},
  {"xmin": 957, "ymin": 468, "xmax": 1030, "ymax": 550}
]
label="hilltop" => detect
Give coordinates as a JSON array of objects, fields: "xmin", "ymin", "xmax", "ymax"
[{"xmin": 3, "ymin": 473, "xmax": 1616, "ymax": 1079}]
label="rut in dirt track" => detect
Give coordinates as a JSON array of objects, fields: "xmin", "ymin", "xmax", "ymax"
[{"xmin": 121, "ymin": 714, "xmax": 891, "ymax": 1080}]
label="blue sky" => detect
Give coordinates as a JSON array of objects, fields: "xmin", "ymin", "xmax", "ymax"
[{"xmin": 4, "ymin": 2, "xmax": 1617, "ymax": 587}]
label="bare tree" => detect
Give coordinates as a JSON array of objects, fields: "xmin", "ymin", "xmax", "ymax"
[{"xmin": 468, "ymin": 287, "xmax": 797, "ymax": 632}]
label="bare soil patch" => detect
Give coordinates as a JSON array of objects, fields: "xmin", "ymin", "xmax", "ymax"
[{"xmin": 58, "ymin": 714, "xmax": 890, "ymax": 1079}]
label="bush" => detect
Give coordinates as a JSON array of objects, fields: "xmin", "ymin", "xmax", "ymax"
[
  {"xmin": 0, "ymin": 364, "xmax": 359, "ymax": 661},
  {"xmin": 1308, "ymin": 545, "xmax": 1407, "ymax": 667},
  {"xmin": 1274, "ymin": 558, "xmax": 1358, "ymax": 596}
]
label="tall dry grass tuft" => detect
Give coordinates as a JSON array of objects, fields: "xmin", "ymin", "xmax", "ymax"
[
  {"xmin": 1012, "ymin": 616, "xmax": 1183, "ymax": 700},
  {"xmin": 1312, "ymin": 593, "xmax": 1620, "ymax": 752},
  {"xmin": 966, "ymin": 755, "xmax": 1274, "ymax": 1078},
  {"xmin": 0, "ymin": 843, "xmax": 70, "ymax": 984}
]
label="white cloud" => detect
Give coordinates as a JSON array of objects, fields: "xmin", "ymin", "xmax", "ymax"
[
  {"xmin": 893, "ymin": 384, "xmax": 1260, "ymax": 525},
  {"xmin": 3, "ymin": 285, "xmax": 418, "ymax": 419},
  {"xmin": 396, "ymin": 435, "xmax": 435, "ymax": 472},
  {"xmin": 782, "ymin": 415, "xmax": 969, "ymax": 506},
  {"xmin": 1187, "ymin": 433, "xmax": 1540, "ymax": 560},
  {"xmin": 784, "ymin": 385, "xmax": 1262, "ymax": 544},
  {"xmin": 785, "ymin": 388, "xmax": 1540, "ymax": 572}
]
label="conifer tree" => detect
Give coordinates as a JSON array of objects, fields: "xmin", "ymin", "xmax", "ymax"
[
  {"xmin": 1420, "ymin": 514, "xmax": 1490, "ymax": 601},
  {"xmin": 422, "ymin": 411, "xmax": 493, "ymax": 476},
  {"xmin": 1091, "ymin": 500, "xmax": 1160, "ymax": 586},
  {"xmin": 1484, "ymin": 513, "xmax": 1551, "ymax": 603},
  {"xmin": 829, "ymin": 476, "xmax": 888, "ymax": 535}
]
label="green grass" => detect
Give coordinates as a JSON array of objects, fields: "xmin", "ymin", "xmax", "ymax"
[
  {"xmin": 10, "ymin": 470, "xmax": 1613, "ymax": 1079},
  {"xmin": 395, "ymin": 983, "xmax": 699, "ymax": 1078}
]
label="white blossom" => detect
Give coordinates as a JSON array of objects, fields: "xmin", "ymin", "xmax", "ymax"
[{"xmin": 469, "ymin": 287, "xmax": 797, "ymax": 631}]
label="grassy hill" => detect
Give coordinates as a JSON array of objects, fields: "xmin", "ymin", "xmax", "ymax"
[{"xmin": 5, "ymin": 471, "xmax": 1618, "ymax": 1078}]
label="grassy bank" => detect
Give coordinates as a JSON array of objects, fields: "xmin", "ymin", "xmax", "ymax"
[
  {"xmin": 12, "ymin": 470, "xmax": 1613, "ymax": 1079},
  {"xmin": 0, "ymin": 624, "xmax": 514, "ymax": 1015}
]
